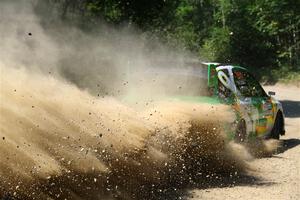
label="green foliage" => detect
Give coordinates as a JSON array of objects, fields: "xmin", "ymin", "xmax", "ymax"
[
  {"xmin": 259, "ymin": 64, "xmax": 300, "ymax": 84},
  {"xmin": 39, "ymin": 0, "xmax": 300, "ymax": 81},
  {"xmin": 86, "ymin": 1, "xmax": 122, "ymax": 22},
  {"xmin": 249, "ymin": 0, "xmax": 300, "ymax": 68},
  {"xmin": 201, "ymin": 27, "xmax": 231, "ymax": 62}
]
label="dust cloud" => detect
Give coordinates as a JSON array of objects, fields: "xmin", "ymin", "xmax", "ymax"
[
  {"xmin": 0, "ymin": 1, "xmax": 266, "ymax": 200},
  {"xmin": 0, "ymin": 66, "xmax": 247, "ymax": 199},
  {"xmin": 0, "ymin": 0, "xmax": 197, "ymax": 99}
]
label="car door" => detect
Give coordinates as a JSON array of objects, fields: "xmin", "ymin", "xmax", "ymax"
[
  {"xmin": 232, "ymin": 68, "xmax": 275, "ymax": 137},
  {"xmin": 216, "ymin": 67, "xmax": 257, "ymax": 139}
]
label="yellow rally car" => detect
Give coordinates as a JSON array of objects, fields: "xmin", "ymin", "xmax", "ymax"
[{"xmin": 162, "ymin": 62, "xmax": 286, "ymax": 142}]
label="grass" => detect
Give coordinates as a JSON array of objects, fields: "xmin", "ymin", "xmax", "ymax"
[{"xmin": 260, "ymin": 66, "xmax": 300, "ymax": 86}]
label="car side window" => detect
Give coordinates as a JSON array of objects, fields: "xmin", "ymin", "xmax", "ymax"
[{"xmin": 233, "ymin": 69, "xmax": 266, "ymax": 98}]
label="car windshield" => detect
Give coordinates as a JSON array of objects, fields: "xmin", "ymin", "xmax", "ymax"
[{"xmin": 233, "ymin": 68, "xmax": 267, "ymax": 98}]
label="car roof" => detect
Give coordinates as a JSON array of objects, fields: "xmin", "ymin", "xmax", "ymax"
[
  {"xmin": 231, "ymin": 65, "xmax": 247, "ymax": 70},
  {"xmin": 216, "ymin": 65, "xmax": 248, "ymax": 71},
  {"xmin": 201, "ymin": 62, "xmax": 247, "ymax": 71},
  {"xmin": 201, "ymin": 62, "xmax": 220, "ymax": 66}
]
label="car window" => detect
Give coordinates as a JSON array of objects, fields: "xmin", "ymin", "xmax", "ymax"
[{"xmin": 233, "ymin": 68, "xmax": 266, "ymax": 98}]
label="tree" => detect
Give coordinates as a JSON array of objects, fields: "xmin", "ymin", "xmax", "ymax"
[{"xmin": 34, "ymin": 0, "xmax": 300, "ymax": 80}]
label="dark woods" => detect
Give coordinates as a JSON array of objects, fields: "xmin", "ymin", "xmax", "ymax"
[{"xmin": 34, "ymin": 0, "xmax": 299, "ymax": 81}]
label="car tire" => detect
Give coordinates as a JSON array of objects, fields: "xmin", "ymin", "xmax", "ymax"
[
  {"xmin": 270, "ymin": 112, "xmax": 283, "ymax": 140},
  {"xmin": 235, "ymin": 119, "xmax": 246, "ymax": 143}
]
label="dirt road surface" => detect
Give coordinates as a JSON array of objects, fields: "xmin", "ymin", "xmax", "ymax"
[{"xmin": 188, "ymin": 84, "xmax": 300, "ymax": 200}]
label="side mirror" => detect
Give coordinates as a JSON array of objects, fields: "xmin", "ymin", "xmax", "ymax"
[{"xmin": 268, "ymin": 91, "xmax": 276, "ymax": 96}]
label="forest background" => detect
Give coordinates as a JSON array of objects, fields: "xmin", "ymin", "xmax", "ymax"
[{"xmin": 33, "ymin": 0, "xmax": 300, "ymax": 83}]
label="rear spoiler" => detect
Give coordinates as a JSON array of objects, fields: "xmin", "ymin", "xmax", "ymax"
[{"xmin": 201, "ymin": 62, "xmax": 220, "ymax": 88}]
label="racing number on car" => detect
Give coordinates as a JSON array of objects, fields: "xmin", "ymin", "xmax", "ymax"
[{"xmin": 217, "ymin": 70, "xmax": 234, "ymax": 91}]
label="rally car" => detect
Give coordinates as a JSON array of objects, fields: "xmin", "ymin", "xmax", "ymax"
[
  {"xmin": 202, "ymin": 62, "xmax": 285, "ymax": 142},
  {"xmin": 125, "ymin": 61, "xmax": 285, "ymax": 142}
]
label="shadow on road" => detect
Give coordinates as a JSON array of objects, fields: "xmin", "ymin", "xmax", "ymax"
[
  {"xmin": 276, "ymin": 138, "xmax": 300, "ymax": 154},
  {"xmin": 150, "ymin": 174, "xmax": 274, "ymax": 200},
  {"xmin": 281, "ymin": 100, "xmax": 300, "ymax": 118},
  {"xmin": 247, "ymin": 138, "xmax": 300, "ymax": 158}
]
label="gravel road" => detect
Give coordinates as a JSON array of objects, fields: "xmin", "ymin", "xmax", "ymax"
[{"xmin": 188, "ymin": 84, "xmax": 300, "ymax": 200}]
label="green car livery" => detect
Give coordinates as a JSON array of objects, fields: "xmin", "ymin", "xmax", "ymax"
[
  {"xmin": 125, "ymin": 61, "xmax": 285, "ymax": 142},
  {"xmin": 200, "ymin": 62, "xmax": 285, "ymax": 141}
]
